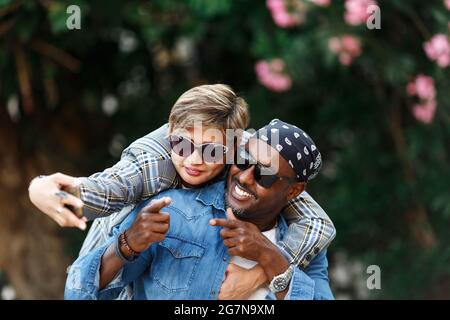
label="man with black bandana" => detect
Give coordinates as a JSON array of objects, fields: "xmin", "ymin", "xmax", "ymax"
[
  {"xmin": 65, "ymin": 119, "xmax": 333, "ymax": 300},
  {"xmin": 228, "ymin": 118, "xmax": 322, "ymax": 221}
]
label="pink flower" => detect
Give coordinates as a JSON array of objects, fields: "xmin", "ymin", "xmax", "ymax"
[
  {"xmin": 267, "ymin": 0, "xmax": 285, "ymax": 10},
  {"xmin": 266, "ymin": 0, "xmax": 306, "ymax": 28},
  {"xmin": 424, "ymin": 34, "xmax": 450, "ymax": 68},
  {"xmin": 309, "ymin": 0, "xmax": 331, "ymax": 7},
  {"xmin": 407, "ymin": 75, "xmax": 436, "ymax": 101},
  {"xmin": 272, "ymin": 10, "xmax": 298, "ymax": 27},
  {"xmin": 416, "ymin": 75, "xmax": 436, "ymax": 101},
  {"xmin": 328, "ymin": 35, "xmax": 362, "ymax": 66},
  {"xmin": 407, "ymin": 75, "xmax": 438, "ymax": 124},
  {"xmin": 412, "ymin": 100, "xmax": 437, "ymax": 124},
  {"xmin": 339, "ymin": 53, "xmax": 353, "ymax": 66},
  {"xmin": 328, "ymin": 37, "xmax": 342, "ymax": 53},
  {"xmin": 255, "ymin": 59, "xmax": 292, "ymax": 92},
  {"xmin": 342, "ymin": 35, "xmax": 362, "ymax": 56},
  {"xmin": 445, "ymin": 0, "xmax": 450, "ymax": 10},
  {"xmin": 344, "ymin": 0, "xmax": 377, "ymax": 26}
]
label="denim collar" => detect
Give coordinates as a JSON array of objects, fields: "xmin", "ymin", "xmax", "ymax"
[
  {"xmin": 276, "ymin": 215, "xmax": 288, "ymax": 242},
  {"xmin": 195, "ymin": 180, "xmax": 226, "ymax": 213}
]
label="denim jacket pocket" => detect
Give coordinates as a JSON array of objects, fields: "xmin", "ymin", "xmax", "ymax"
[{"xmin": 151, "ymin": 236, "xmax": 205, "ymax": 293}]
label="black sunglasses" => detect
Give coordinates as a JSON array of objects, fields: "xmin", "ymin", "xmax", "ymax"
[
  {"xmin": 168, "ymin": 135, "xmax": 228, "ymax": 163},
  {"xmin": 234, "ymin": 147, "xmax": 298, "ymax": 188}
]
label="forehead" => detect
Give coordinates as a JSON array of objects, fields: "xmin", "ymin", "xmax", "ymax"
[
  {"xmin": 171, "ymin": 126, "xmax": 225, "ymax": 144},
  {"xmin": 247, "ymin": 137, "xmax": 293, "ymax": 176}
]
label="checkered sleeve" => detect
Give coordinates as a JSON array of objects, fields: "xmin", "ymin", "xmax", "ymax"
[
  {"xmin": 279, "ymin": 191, "xmax": 336, "ymax": 269},
  {"xmin": 78, "ymin": 124, "xmax": 178, "ymax": 220}
]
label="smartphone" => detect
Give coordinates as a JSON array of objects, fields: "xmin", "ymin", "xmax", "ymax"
[{"xmin": 62, "ymin": 184, "xmax": 83, "ymax": 218}]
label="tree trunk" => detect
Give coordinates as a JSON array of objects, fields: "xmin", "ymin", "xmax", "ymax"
[
  {"xmin": 387, "ymin": 103, "xmax": 437, "ymax": 249},
  {"xmin": 0, "ymin": 111, "xmax": 70, "ymax": 299}
]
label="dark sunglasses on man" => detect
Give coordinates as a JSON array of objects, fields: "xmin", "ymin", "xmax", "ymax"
[
  {"xmin": 168, "ymin": 135, "xmax": 228, "ymax": 163},
  {"xmin": 234, "ymin": 147, "xmax": 299, "ymax": 188}
]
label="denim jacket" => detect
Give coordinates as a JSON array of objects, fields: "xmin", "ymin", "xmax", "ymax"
[{"xmin": 65, "ymin": 181, "xmax": 334, "ymax": 300}]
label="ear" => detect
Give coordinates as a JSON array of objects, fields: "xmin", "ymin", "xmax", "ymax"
[{"xmin": 286, "ymin": 182, "xmax": 306, "ymax": 202}]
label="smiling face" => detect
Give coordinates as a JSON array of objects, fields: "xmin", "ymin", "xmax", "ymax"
[
  {"xmin": 226, "ymin": 137, "xmax": 305, "ymax": 229},
  {"xmin": 170, "ymin": 126, "xmax": 227, "ymax": 187}
]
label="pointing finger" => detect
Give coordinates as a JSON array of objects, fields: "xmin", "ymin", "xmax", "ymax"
[
  {"xmin": 210, "ymin": 218, "xmax": 239, "ymax": 228},
  {"xmin": 143, "ymin": 197, "xmax": 172, "ymax": 213}
]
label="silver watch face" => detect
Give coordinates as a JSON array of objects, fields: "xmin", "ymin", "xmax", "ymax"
[{"xmin": 273, "ymin": 277, "xmax": 288, "ymax": 291}]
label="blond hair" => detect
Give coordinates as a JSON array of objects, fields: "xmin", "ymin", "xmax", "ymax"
[{"xmin": 168, "ymin": 84, "xmax": 249, "ymax": 132}]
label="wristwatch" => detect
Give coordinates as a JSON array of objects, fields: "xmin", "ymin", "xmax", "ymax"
[{"xmin": 269, "ymin": 264, "xmax": 295, "ymax": 293}]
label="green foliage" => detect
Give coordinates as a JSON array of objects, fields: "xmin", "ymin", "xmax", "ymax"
[
  {"xmin": 47, "ymin": 2, "xmax": 69, "ymax": 34},
  {"xmin": 0, "ymin": 0, "xmax": 12, "ymax": 7},
  {"xmin": 187, "ymin": 0, "xmax": 232, "ymax": 17}
]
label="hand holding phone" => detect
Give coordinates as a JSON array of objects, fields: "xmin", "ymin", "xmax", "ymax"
[{"xmin": 62, "ymin": 184, "xmax": 83, "ymax": 218}]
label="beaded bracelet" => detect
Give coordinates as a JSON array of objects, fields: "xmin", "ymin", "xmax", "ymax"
[
  {"xmin": 114, "ymin": 235, "xmax": 130, "ymax": 263},
  {"xmin": 115, "ymin": 232, "xmax": 139, "ymax": 262}
]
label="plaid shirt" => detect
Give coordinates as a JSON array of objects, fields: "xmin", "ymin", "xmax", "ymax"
[{"xmin": 78, "ymin": 124, "xmax": 336, "ymax": 268}]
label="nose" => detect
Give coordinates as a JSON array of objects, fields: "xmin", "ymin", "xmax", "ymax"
[
  {"xmin": 185, "ymin": 148, "xmax": 203, "ymax": 165},
  {"xmin": 238, "ymin": 165, "xmax": 256, "ymax": 186}
]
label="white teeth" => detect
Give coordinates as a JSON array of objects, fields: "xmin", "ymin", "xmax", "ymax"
[{"xmin": 235, "ymin": 185, "xmax": 251, "ymax": 198}]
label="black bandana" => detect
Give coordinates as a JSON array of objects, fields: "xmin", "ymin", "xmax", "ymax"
[{"xmin": 254, "ymin": 119, "xmax": 322, "ymax": 182}]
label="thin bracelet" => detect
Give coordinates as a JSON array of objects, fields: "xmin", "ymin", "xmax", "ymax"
[{"xmin": 114, "ymin": 235, "xmax": 131, "ymax": 263}]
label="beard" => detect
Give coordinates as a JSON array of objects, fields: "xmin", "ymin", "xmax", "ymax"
[{"xmin": 224, "ymin": 188, "xmax": 253, "ymax": 220}]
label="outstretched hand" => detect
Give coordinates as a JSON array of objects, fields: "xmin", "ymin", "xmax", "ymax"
[{"xmin": 28, "ymin": 173, "xmax": 87, "ymax": 230}]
